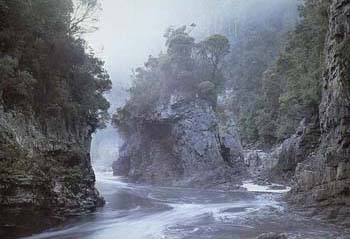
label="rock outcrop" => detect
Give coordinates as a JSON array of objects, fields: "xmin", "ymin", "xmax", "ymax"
[
  {"xmin": 113, "ymin": 95, "xmax": 245, "ymax": 187},
  {"xmin": 289, "ymin": 0, "xmax": 350, "ymax": 224},
  {"xmin": 243, "ymin": 117, "xmax": 320, "ymax": 183},
  {"xmin": 270, "ymin": 117, "xmax": 320, "ymax": 181},
  {"xmin": 244, "ymin": 149, "xmax": 279, "ymax": 179},
  {"xmin": 0, "ymin": 108, "xmax": 103, "ymax": 237}
]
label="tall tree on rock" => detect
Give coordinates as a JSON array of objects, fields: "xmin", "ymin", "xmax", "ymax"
[{"xmin": 198, "ymin": 34, "xmax": 230, "ymax": 87}]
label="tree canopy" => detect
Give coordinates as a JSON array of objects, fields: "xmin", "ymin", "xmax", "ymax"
[
  {"xmin": 0, "ymin": 0, "xmax": 111, "ymax": 131},
  {"xmin": 113, "ymin": 26, "xmax": 230, "ymax": 132}
]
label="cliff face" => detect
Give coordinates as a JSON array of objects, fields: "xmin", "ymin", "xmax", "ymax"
[
  {"xmin": 0, "ymin": 107, "xmax": 103, "ymax": 237},
  {"xmin": 0, "ymin": 1, "xmax": 111, "ymax": 236},
  {"xmin": 290, "ymin": 0, "xmax": 350, "ymax": 223},
  {"xmin": 113, "ymin": 94, "xmax": 245, "ymax": 187}
]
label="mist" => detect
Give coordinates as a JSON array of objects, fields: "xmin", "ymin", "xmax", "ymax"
[
  {"xmin": 5, "ymin": 0, "xmax": 350, "ymax": 238},
  {"xmin": 88, "ymin": 0, "xmax": 298, "ymax": 170}
]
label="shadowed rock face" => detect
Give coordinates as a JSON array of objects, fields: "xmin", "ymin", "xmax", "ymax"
[
  {"xmin": 289, "ymin": 0, "xmax": 350, "ymax": 224},
  {"xmin": 0, "ymin": 108, "xmax": 103, "ymax": 237},
  {"xmin": 243, "ymin": 117, "xmax": 320, "ymax": 184},
  {"xmin": 113, "ymin": 95, "xmax": 245, "ymax": 187},
  {"xmin": 270, "ymin": 117, "xmax": 320, "ymax": 181}
]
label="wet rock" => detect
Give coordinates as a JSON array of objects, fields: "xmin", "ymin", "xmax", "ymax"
[
  {"xmin": 244, "ymin": 149, "xmax": 279, "ymax": 178},
  {"xmin": 270, "ymin": 117, "xmax": 320, "ymax": 182},
  {"xmin": 112, "ymin": 154, "xmax": 130, "ymax": 177},
  {"xmin": 269, "ymin": 185, "xmax": 286, "ymax": 190},
  {"xmin": 0, "ymin": 109, "xmax": 103, "ymax": 235},
  {"xmin": 256, "ymin": 232, "xmax": 288, "ymax": 239},
  {"xmin": 243, "ymin": 116, "xmax": 320, "ymax": 184},
  {"xmin": 289, "ymin": 0, "xmax": 350, "ymax": 223},
  {"xmin": 113, "ymin": 94, "xmax": 245, "ymax": 186}
]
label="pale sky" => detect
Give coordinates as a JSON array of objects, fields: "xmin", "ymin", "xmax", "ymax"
[
  {"xmin": 86, "ymin": 0, "xmax": 296, "ymax": 93},
  {"xmin": 87, "ymin": 0, "xmax": 236, "ymax": 87}
]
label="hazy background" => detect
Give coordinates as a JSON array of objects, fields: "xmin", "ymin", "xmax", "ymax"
[{"xmin": 88, "ymin": 0, "xmax": 298, "ymax": 171}]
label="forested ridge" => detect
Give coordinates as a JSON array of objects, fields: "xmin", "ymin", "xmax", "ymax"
[{"xmin": 237, "ymin": 0, "xmax": 330, "ymax": 146}]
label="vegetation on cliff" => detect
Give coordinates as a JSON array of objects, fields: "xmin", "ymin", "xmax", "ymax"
[
  {"xmin": 113, "ymin": 27, "xmax": 230, "ymax": 132},
  {"xmin": 235, "ymin": 0, "xmax": 330, "ymax": 145},
  {"xmin": 112, "ymin": 0, "xmax": 328, "ymax": 147},
  {"xmin": 0, "ymin": 0, "xmax": 111, "ymax": 131},
  {"xmin": 0, "ymin": 1, "xmax": 110, "ymax": 235}
]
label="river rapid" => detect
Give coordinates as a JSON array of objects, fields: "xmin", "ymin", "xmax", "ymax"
[{"xmin": 22, "ymin": 172, "xmax": 349, "ymax": 239}]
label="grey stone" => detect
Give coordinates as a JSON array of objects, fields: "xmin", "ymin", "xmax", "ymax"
[
  {"xmin": 0, "ymin": 108, "xmax": 104, "ymax": 230},
  {"xmin": 289, "ymin": 0, "xmax": 350, "ymax": 223},
  {"xmin": 113, "ymin": 94, "xmax": 246, "ymax": 186}
]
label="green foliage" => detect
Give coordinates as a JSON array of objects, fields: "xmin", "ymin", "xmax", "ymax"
[
  {"xmin": 336, "ymin": 38, "xmax": 350, "ymax": 95},
  {"xmin": 237, "ymin": 0, "xmax": 330, "ymax": 145},
  {"xmin": 197, "ymin": 34, "xmax": 230, "ymax": 92},
  {"xmin": 0, "ymin": 0, "xmax": 111, "ymax": 131},
  {"xmin": 113, "ymin": 26, "xmax": 230, "ymax": 131},
  {"xmin": 268, "ymin": 0, "xmax": 328, "ymax": 142},
  {"xmin": 224, "ymin": 2, "xmax": 297, "ymax": 146}
]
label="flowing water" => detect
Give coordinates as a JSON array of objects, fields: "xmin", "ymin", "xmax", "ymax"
[{"xmin": 22, "ymin": 171, "xmax": 350, "ymax": 239}]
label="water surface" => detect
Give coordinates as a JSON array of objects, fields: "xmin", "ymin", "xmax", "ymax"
[{"xmin": 23, "ymin": 172, "xmax": 350, "ymax": 239}]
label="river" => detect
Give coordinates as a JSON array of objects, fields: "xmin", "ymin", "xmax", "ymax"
[{"xmin": 21, "ymin": 171, "xmax": 350, "ymax": 239}]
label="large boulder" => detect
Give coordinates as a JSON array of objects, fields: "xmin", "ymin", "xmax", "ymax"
[{"xmin": 113, "ymin": 95, "xmax": 245, "ymax": 187}]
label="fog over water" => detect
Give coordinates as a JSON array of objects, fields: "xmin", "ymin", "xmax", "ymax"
[{"xmin": 88, "ymin": 0, "xmax": 298, "ymax": 170}]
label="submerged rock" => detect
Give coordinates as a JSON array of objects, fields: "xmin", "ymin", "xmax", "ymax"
[
  {"xmin": 256, "ymin": 232, "xmax": 288, "ymax": 239},
  {"xmin": 113, "ymin": 95, "xmax": 245, "ymax": 186}
]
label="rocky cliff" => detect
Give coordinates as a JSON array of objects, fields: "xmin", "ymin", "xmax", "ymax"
[
  {"xmin": 112, "ymin": 28, "xmax": 246, "ymax": 188},
  {"xmin": 243, "ymin": 116, "xmax": 320, "ymax": 183},
  {"xmin": 113, "ymin": 94, "xmax": 245, "ymax": 187},
  {"xmin": 289, "ymin": 0, "xmax": 350, "ymax": 224},
  {"xmin": 0, "ymin": 107, "xmax": 104, "ymax": 237},
  {"xmin": 0, "ymin": 1, "xmax": 111, "ymax": 236}
]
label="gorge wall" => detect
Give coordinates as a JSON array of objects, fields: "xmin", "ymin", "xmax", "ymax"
[
  {"xmin": 0, "ymin": 1, "xmax": 111, "ymax": 237},
  {"xmin": 289, "ymin": 0, "xmax": 350, "ymax": 224},
  {"xmin": 0, "ymin": 108, "xmax": 103, "ymax": 237}
]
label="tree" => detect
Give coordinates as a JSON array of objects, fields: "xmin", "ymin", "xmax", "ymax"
[
  {"xmin": 0, "ymin": 0, "xmax": 111, "ymax": 131},
  {"xmin": 245, "ymin": 0, "xmax": 330, "ymax": 144},
  {"xmin": 113, "ymin": 28, "xmax": 231, "ymax": 130},
  {"xmin": 197, "ymin": 34, "xmax": 230, "ymax": 82},
  {"xmin": 68, "ymin": 0, "xmax": 101, "ymax": 36}
]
